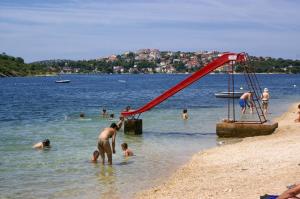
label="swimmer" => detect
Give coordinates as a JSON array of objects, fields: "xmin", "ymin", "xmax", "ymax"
[
  {"xmin": 102, "ymin": 108, "xmax": 108, "ymax": 118},
  {"xmin": 80, "ymin": 113, "xmax": 85, "ymax": 118},
  {"xmin": 33, "ymin": 139, "xmax": 51, "ymax": 149},
  {"xmin": 91, "ymin": 150, "xmax": 100, "ymax": 163},
  {"xmin": 182, "ymin": 109, "xmax": 189, "ymax": 120},
  {"xmin": 121, "ymin": 143, "xmax": 133, "ymax": 157},
  {"xmin": 239, "ymin": 91, "xmax": 254, "ymax": 114}
]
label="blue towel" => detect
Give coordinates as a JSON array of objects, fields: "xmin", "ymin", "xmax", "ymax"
[{"xmin": 260, "ymin": 195, "xmax": 278, "ymax": 199}]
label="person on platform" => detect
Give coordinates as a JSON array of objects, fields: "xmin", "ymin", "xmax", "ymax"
[
  {"xmin": 97, "ymin": 117, "xmax": 124, "ymax": 165},
  {"xmin": 182, "ymin": 109, "xmax": 189, "ymax": 120},
  {"xmin": 239, "ymin": 91, "xmax": 254, "ymax": 114},
  {"xmin": 261, "ymin": 88, "xmax": 270, "ymax": 115},
  {"xmin": 33, "ymin": 139, "xmax": 51, "ymax": 149},
  {"xmin": 121, "ymin": 143, "xmax": 134, "ymax": 157}
]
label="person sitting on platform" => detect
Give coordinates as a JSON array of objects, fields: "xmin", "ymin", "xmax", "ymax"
[
  {"xmin": 121, "ymin": 143, "xmax": 133, "ymax": 157},
  {"xmin": 182, "ymin": 109, "xmax": 189, "ymax": 120},
  {"xmin": 239, "ymin": 91, "xmax": 254, "ymax": 114}
]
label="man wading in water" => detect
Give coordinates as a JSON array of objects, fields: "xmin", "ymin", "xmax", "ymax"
[{"xmin": 97, "ymin": 117, "xmax": 124, "ymax": 165}]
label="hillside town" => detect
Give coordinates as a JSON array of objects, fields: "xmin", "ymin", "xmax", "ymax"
[
  {"xmin": 2, "ymin": 49, "xmax": 300, "ymax": 77},
  {"xmin": 96, "ymin": 49, "xmax": 220, "ymax": 74}
]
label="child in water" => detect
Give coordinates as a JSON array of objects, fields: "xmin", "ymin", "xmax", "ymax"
[
  {"xmin": 182, "ymin": 109, "xmax": 189, "ymax": 120},
  {"xmin": 33, "ymin": 139, "xmax": 51, "ymax": 149},
  {"xmin": 121, "ymin": 143, "xmax": 133, "ymax": 157},
  {"xmin": 91, "ymin": 150, "xmax": 100, "ymax": 163}
]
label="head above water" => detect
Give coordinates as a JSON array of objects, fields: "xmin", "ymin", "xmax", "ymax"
[
  {"xmin": 102, "ymin": 109, "xmax": 106, "ymax": 113},
  {"xmin": 121, "ymin": 143, "xmax": 128, "ymax": 150},
  {"xmin": 93, "ymin": 150, "xmax": 99, "ymax": 159},
  {"xmin": 80, "ymin": 113, "xmax": 85, "ymax": 118},
  {"xmin": 42, "ymin": 139, "xmax": 50, "ymax": 147},
  {"xmin": 264, "ymin": 88, "xmax": 269, "ymax": 92},
  {"xmin": 183, "ymin": 109, "xmax": 187, "ymax": 113}
]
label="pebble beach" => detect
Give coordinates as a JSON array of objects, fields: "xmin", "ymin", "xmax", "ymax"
[{"xmin": 136, "ymin": 102, "xmax": 300, "ymax": 199}]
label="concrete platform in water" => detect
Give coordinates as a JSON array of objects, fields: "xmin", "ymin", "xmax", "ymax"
[
  {"xmin": 124, "ymin": 119, "xmax": 143, "ymax": 135},
  {"xmin": 216, "ymin": 121, "xmax": 278, "ymax": 138}
]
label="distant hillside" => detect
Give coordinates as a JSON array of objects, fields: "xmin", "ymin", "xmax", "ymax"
[
  {"xmin": 0, "ymin": 53, "xmax": 50, "ymax": 77},
  {"xmin": 1, "ymin": 51, "xmax": 300, "ymax": 77}
]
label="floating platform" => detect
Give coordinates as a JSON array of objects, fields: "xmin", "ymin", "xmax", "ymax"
[
  {"xmin": 55, "ymin": 80, "xmax": 71, "ymax": 83},
  {"xmin": 216, "ymin": 121, "xmax": 278, "ymax": 138},
  {"xmin": 215, "ymin": 91, "xmax": 244, "ymax": 98},
  {"xmin": 124, "ymin": 119, "xmax": 143, "ymax": 135}
]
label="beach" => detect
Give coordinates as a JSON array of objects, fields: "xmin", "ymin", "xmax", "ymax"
[{"xmin": 136, "ymin": 102, "xmax": 300, "ymax": 199}]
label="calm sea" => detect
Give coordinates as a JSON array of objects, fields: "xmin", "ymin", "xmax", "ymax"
[{"xmin": 0, "ymin": 74, "xmax": 299, "ymax": 199}]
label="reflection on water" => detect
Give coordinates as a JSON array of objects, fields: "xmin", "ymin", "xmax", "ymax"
[{"xmin": 0, "ymin": 74, "xmax": 299, "ymax": 198}]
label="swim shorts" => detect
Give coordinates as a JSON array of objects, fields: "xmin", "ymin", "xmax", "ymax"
[
  {"xmin": 262, "ymin": 100, "xmax": 269, "ymax": 105},
  {"xmin": 239, "ymin": 99, "xmax": 246, "ymax": 108},
  {"xmin": 98, "ymin": 139, "xmax": 112, "ymax": 155}
]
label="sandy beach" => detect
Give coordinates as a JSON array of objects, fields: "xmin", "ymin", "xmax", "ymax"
[{"xmin": 136, "ymin": 102, "xmax": 300, "ymax": 199}]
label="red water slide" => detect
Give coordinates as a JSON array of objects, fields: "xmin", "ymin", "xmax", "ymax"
[{"xmin": 121, "ymin": 52, "xmax": 247, "ymax": 117}]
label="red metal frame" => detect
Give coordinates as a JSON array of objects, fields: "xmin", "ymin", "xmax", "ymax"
[{"xmin": 121, "ymin": 52, "xmax": 247, "ymax": 117}]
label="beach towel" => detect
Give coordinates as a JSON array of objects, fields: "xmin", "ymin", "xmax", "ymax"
[{"xmin": 260, "ymin": 194, "xmax": 278, "ymax": 199}]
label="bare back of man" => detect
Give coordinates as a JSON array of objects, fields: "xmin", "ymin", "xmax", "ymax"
[{"xmin": 239, "ymin": 92, "xmax": 254, "ymax": 114}]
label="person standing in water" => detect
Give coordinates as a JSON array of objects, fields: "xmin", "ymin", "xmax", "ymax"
[
  {"xmin": 239, "ymin": 91, "xmax": 254, "ymax": 114},
  {"xmin": 261, "ymin": 88, "xmax": 270, "ymax": 115},
  {"xmin": 97, "ymin": 117, "xmax": 124, "ymax": 165},
  {"xmin": 182, "ymin": 109, "xmax": 189, "ymax": 120}
]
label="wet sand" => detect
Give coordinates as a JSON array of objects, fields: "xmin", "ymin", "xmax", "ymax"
[{"xmin": 136, "ymin": 103, "xmax": 300, "ymax": 199}]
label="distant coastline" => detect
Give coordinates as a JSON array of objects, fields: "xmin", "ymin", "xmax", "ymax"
[{"xmin": 1, "ymin": 50, "xmax": 300, "ymax": 77}]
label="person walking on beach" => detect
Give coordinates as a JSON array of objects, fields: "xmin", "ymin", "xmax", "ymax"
[
  {"xmin": 261, "ymin": 88, "xmax": 270, "ymax": 115},
  {"xmin": 97, "ymin": 117, "xmax": 124, "ymax": 165},
  {"xmin": 239, "ymin": 91, "xmax": 254, "ymax": 114}
]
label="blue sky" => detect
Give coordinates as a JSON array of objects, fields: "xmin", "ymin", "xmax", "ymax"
[{"xmin": 0, "ymin": 0, "xmax": 300, "ymax": 62}]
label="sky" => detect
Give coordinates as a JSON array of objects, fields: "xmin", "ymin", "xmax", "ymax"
[{"xmin": 0, "ymin": 0, "xmax": 300, "ymax": 62}]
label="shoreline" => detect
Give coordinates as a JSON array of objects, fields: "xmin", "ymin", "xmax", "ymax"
[
  {"xmin": 136, "ymin": 102, "xmax": 300, "ymax": 199},
  {"xmin": 0, "ymin": 72, "xmax": 298, "ymax": 78}
]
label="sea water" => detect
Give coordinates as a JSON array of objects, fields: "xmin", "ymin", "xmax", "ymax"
[{"xmin": 0, "ymin": 74, "xmax": 299, "ymax": 198}]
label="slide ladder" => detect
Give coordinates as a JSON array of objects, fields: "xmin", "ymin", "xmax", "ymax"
[
  {"xmin": 242, "ymin": 61, "xmax": 267, "ymax": 123},
  {"xmin": 122, "ymin": 52, "xmax": 247, "ymax": 117}
]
